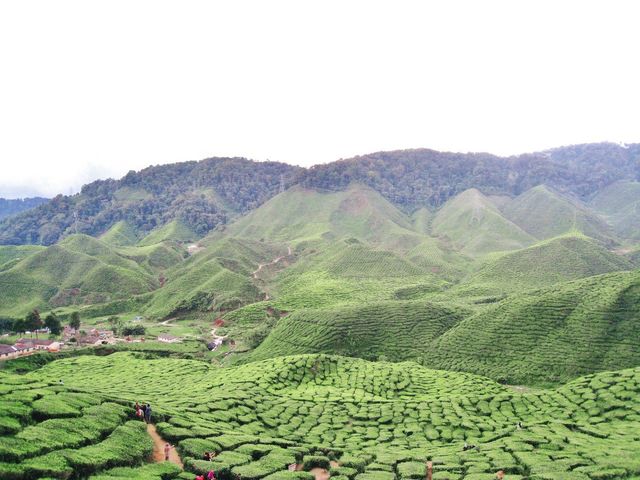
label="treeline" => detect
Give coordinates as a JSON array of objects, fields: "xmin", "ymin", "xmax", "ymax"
[
  {"xmin": 0, "ymin": 197, "xmax": 49, "ymax": 221},
  {"xmin": 1, "ymin": 143, "xmax": 638, "ymax": 245},
  {"xmin": 299, "ymin": 143, "xmax": 640, "ymax": 209},
  {"xmin": 0, "ymin": 158, "xmax": 302, "ymax": 245}
]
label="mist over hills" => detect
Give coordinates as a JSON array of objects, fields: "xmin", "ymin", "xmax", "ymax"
[{"xmin": 1, "ymin": 142, "xmax": 638, "ymax": 246}]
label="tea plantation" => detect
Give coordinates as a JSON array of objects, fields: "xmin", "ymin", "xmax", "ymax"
[{"xmin": 0, "ymin": 353, "xmax": 637, "ymax": 479}]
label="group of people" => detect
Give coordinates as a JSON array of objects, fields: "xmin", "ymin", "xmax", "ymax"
[
  {"xmin": 134, "ymin": 401, "xmax": 152, "ymax": 423},
  {"xmin": 194, "ymin": 470, "xmax": 216, "ymax": 480}
]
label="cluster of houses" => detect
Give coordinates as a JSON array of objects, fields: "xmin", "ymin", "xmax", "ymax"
[
  {"xmin": 0, "ymin": 326, "xmax": 118, "ymax": 360},
  {"xmin": 0, "ymin": 338, "xmax": 62, "ymax": 359},
  {"xmin": 61, "ymin": 325, "xmax": 115, "ymax": 346}
]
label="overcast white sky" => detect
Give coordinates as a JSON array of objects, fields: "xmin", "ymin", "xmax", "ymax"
[{"xmin": 1, "ymin": 1, "xmax": 639, "ymax": 198}]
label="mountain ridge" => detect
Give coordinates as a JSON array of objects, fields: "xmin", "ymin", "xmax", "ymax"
[{"xmin": 1, "ymin": 142, "xmax": 638, "ymax": 246}]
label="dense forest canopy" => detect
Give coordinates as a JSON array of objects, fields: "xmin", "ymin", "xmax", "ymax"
[
  {"xmin": 0, "ymin": 197, "xmax": 48, "ymax": 221},
  {"xmin": 0, "ymin": 143, "xmax": 638, "ymax": 245},
  {"xmin": 299, "ymin": 143, "xmax": 640, "ymax": 208}
]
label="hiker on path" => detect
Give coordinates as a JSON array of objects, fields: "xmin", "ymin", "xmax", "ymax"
[
  {"xmin": 426, "ymin": 461, "xmax": 433, "ymax": 480},
  {"xmin": 164, "ymin": 443, "xmax": 173, "ymax": 461},
  {"xmin": 496, "ymin": 471, "xmax": 505, "ymax": 480},
  {"xmin": 195, "ymin": 475, "xmax": 205, "ymax": 480},
  {"xmin": 203, "ymin": 452, "xmax": 211, "ymax": 461},
  {"xmin": 144, "ymin": 403, "xmax": 152, "ymax": 423},
  {"xmin": 207, "ymin": 470, "xmax": 216, "ymax": 480}
]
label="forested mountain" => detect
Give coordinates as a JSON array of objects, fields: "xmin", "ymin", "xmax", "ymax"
[
  {"xmin": 0, "ymin": 158, "xmax": 301, "ymax": 245},
  {"xmin": 1, "ymin": 142, "xmax": 638, "ymax": 245},
  {"xmin": 300, "ymin": 142, "xmax": 640, "ymax": 208},
  {"xmin": 0, "ymin": 197, "xmax": 48, "ymax": 221}
]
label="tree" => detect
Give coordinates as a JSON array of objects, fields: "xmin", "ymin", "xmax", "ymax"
[
  {"xmin": 69, "ymin": 311, "xmax": 81, "ymax": 330},
  {"xmin": 0, "ymin": 317, "xmax": 15, "ymax": 334},
  {"xmin": 44, "ymin": 313, "xmax": 62, "ymax": 335},
  {"xmin": 25, "ymin": 310, "xmax": 42, "ymax": 338},
  {"xmin": 107, "ymin": 316, "xmax": 123, "ymax": 335},
  {"xmin": 12, "ymin": 318, "xmax": 26, "ymax": 334}
]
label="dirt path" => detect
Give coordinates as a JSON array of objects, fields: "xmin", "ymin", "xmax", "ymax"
[
  {"xmin": 252, "ymin": 246, "xmax": 293, "ymax": 279},
  {"xmin": 147, "ymin": 423, "xmax": 183, "ymax": 468},
  {"xmin": 209, "ymin": 327, "xmax": 226, "ymax": 351}
]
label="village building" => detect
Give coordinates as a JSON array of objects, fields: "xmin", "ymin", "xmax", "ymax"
[
  {"xmin": 15, "ymin": 338, "xmax": 62, "ymax": 352},
  {"xmin": 157, "ymin": 334, "xmax": 181, "ymax": 343}
]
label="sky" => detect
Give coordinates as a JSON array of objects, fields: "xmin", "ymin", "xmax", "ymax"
[{"xmin": 0, "ymin": 1, "xmax": 639, "ymax": 198}]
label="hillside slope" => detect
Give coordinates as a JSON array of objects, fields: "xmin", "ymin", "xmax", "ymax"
[
  {"xmin": 2, "ymin": 142, "xmax": 638, "ymax": 246},
  {"xmin": 0, "ymin": 234, "xmax": 158, "ymax": 316},
  {"xmin": 0, "ymin": 158, "xmax": 301, "ymax": 245},
  {"xmin": 246, "ymin": 301, "xmax": 467, "ymax": 363},
  {"xmin": 142, "ymin": 238, "xmax": 285, "ymax": 318},
  {"xmin": 424, "ymin": 270, "xmax": 640, "ymax": 384},
  {"xmin": 456, "ymin": 234, "xmax": 634, "ymax": 296},
  {"xmin": 590, "ymin": 180, "xmax": 640, "ymax": 242},
  {"xmin": 431, "ymin": 188, "xmax": 535, "ymax": 256},
  {"xmin": 502, "ymin": 185, "xmax": 614, "ymax": 243}
]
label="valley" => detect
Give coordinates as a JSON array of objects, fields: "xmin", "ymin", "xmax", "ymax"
[{"xmin": 0, "ymin": 145, "xmax": 639, "ymax": 479}]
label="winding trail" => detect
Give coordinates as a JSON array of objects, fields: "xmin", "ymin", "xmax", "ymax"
[
  {"xmin": 147, "ymin": 423, "xmax": 183, "ymax": 468},
  {"xmin": 252, "ymin": 246, "xmax": 292, "ymax": 279},
  {"xmin": 210, "ymin": 327, "xmax": 226, "ymax": 351}
]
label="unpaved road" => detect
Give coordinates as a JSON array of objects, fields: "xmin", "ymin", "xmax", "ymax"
[
  {"xmin": 252, "ymin": 246, "xmax": 292, "ymax": 279},
  {"xmin": 147, "ymin": 423, "xmax": 183, "ymax": 468}
]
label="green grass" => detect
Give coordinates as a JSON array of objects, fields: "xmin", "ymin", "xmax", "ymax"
[
  {"xmin": 0, "ymin": 245, "xmax": 45, "ymax": 270},
  {"xmin": 502, "ymin": 185, "xmax": 615, "ymax": 244},
  {"xmin": 430, "ymin": 189, "xmax": 535, "ymax": 257},
  {"xmin": 142, "ymin": 238, "xmax": 283, "ymax": 318},
  {"xmin": 455, "ymin": 234, "xmax": 633, "ymax": 296},
  {"xmin": 0, "ymin": 234, "xmax": 158, "ymax": 316},
  {"xmin": 99, "ymin": 221, "xmax": 141, "ymax": 246},
  {"xmin": 590, "ymin": 180, "xmax": 640, "ymax": 242},
  {"xmin": 139, "ymin": 220, "xmax": 199, "ymax": 247}
]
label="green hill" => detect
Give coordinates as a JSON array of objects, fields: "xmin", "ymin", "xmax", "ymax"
[
  {"xmin": 138, "ymin": 220, "xmax": 199, "ymax": 246},
  {"xmin": 3, "ymin": 143, "xmax": 639, "ymax": 246},
  {"xmin": 99, "ymin": 221, "xmax": 140, "ymax": 246},
  {"xmin": 245, "ymin": 301, "xmax": 467, "ymax": 363},
  {"xmin": 142, "ymin": 238, "xmax": 285, "ymax": 318},
  {"xmin": 430, "ymin": 188, "xmax": 535, "ymax": 257},
  {"xmin": 424, "ymin": 269, "xmax": 640, "ymax": 384},
  {"xmin": 0, "ymin": 234, "xmax": 158, "ymax": 316},
  {"xmin": 502, "ymin": 185, "xmax": 614, "ymax": 243},
  {"xmin": 226, "ymin": 184, "xmax": 416, "ymax": 247},
  {"xmin": 590, "ymin": 180, "xmax": 640, "ymax": 242},
  {"xmin": 0, "ymin": 245, "xmax": 45, "ymax": 270},
  {"xmin": 269, "ymin": 240, "xmax": 450, "ymax": 311},
  {"xmin": 456, "ymin": 234, "xmax": 634, "ymax": 296}
]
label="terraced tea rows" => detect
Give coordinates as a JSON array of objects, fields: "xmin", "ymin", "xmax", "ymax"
[
  {"xmin": 0, "ymin": 373, "xmax": 153, "ymax": 479},
  {"xmin": 424, "ymin": 270, "xmax": 640, "ymax": 384},
  {"xmin": 6, "ymin": 352, "xmax": 637, "ymax": 479},
  {"xmin": 246, "ymin": 301, "xmax": 466, "ymax": 362}
]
